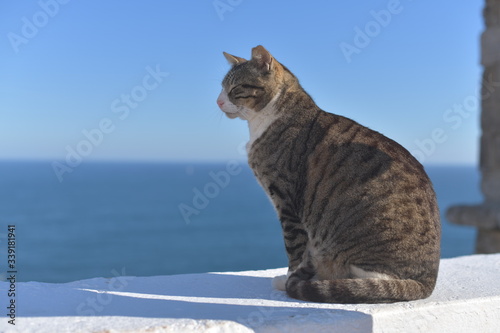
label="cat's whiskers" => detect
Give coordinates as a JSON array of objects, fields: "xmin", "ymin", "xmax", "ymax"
[{"xmin": 238, "ymin": 108, "xmax": 252, "ymax": 121}]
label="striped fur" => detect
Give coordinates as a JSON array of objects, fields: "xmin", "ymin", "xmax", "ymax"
[{"xmin": 218, "ymin": 45, "xmax": 441, "ymax": 304}]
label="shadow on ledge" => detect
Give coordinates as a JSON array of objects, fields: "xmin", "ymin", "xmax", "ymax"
[{"xmin": 11, "ymin": 270, "xmax": 372, "ymax": 330}]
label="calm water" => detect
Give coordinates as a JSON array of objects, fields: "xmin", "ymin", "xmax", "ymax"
[{"xmin": 0, "ymin": 161, "xmax": 481, "ymax": 283}]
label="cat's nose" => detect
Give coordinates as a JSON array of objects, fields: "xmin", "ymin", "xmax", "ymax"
[{"xmin": 217, "ymin": 99, "xmax": 224, "ymax": 108}]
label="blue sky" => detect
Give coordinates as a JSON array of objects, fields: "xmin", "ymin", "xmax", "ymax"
[{"xmin": 1, "ymin": 0, "xmax": 484, "ymax": 165}]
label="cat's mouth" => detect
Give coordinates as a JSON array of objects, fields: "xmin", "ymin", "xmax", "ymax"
[
  {"xmin": 223, "ymin": 110, "xmax": 240, "ymax": 119},
  {"xmin": 218, "ymin": 103, "xmax": 240, "ymax": 119},
  {"xmin": 217, "ymin": 90, "xmax": 244, "ymax": 119}
]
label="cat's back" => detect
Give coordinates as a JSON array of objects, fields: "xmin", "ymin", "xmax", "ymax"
[
  {"xmin": 250, "ymin": 108, "xmax": 428, "ymax": 182},
  {"xmin": 295, "ymin": 110, "xmax": 440, "ymax": 227}
]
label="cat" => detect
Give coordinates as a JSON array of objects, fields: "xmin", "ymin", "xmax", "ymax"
[{"xmin": 216, "ymin": 45, "xmax": 441, "ymax": 304}]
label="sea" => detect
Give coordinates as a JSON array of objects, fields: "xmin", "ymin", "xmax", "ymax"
[{"xmin": 0, "ymin": 161, "xmax": 482, "ymax": 283}]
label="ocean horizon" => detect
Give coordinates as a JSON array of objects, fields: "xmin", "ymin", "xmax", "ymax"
[{"xmin": 0, "ymin": 160, "xmax": 481, "ymax": 283}]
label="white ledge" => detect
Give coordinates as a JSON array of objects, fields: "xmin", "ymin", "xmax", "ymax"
[{"xmin": 1, "ymin": 254, "xmax": 500, "ymax": 332}]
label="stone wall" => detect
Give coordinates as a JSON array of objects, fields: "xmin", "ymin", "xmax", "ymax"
[
  {"xmin": 479, "ymin": 0, "xmax": 500, "ymax": 251},
  {"xmin": 447, "ymin": 0, "xmax": 500, "ymax": 253}
]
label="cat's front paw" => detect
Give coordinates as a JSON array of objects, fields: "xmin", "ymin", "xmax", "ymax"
[{"xmin": 272, "ymin": 274, "xmax": 287, "ymax": 291}]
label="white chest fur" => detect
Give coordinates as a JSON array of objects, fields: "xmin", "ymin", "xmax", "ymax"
[{"xmin": 245, "ymin": 92, "xmax": 281, "ymax": 153}]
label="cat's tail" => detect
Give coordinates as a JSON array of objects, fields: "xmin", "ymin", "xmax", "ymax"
[{"xmin": 285, "ymin": 271, "xmax": 435, "ymax": 304}]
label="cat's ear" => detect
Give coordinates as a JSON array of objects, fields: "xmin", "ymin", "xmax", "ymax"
[
  {"xmin": 251, "ymin": 45, "xmax": 273, "ymax": 72},
  {"xmin": 223, "ymin": 52, "xmax": 247, "ymax": 66}
]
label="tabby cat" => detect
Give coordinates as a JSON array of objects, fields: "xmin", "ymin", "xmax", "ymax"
[{"xmin": 216, "ymin": 45, "xmax": 441, "ymax": 304}]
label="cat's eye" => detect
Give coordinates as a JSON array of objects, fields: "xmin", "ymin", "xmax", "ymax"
[{"xmin": 228, "ymin": 85, "xmax": 240, "ymax": 95}]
